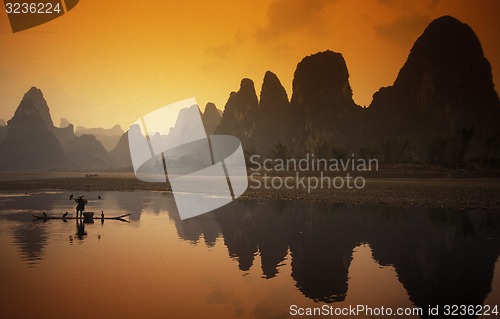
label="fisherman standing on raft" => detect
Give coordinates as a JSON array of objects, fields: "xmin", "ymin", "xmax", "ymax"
[{"xmin": 75, "ymin": 196, "xmax": 87, "ymax": 218}]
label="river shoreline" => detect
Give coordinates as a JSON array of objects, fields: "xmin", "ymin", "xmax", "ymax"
[{"xmin": 1, "ymin": 171, "xmax": 499, "ymax": 211}]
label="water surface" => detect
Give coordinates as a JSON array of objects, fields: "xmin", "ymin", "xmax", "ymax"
[{"xmin": 0, "ymin": 191, "xmax": 499, "ymax": 319}]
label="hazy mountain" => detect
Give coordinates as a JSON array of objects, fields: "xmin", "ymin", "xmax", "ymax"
[
  {"xmin": 0, "ymin": 89, "xmax": 67, "ymax": 170},
  {"xmin": 109, "ymin": 131, "xmax": 133, "ymax": 170},
  {"xmin": 75, "ymin": 124, "xmax": 124, "ymax": 136},
  {"xmin": 52, "ymin": 124, "xmax": 76, "ymax": 146},
  {"xmin": 0, "ymin": 87, "xmax": 114, "ymax": 171},
  {"xmin": 202, "ymin": 102, "xmax": 222, "ymax": 135},
  {"xmin": 75, "ymin": 124, "xmax": 124, "ymax": 151},
  {"xmin": 15, "ymin": 87, "xmax": 54, "ymax": 127},
  {"xmin": 65, "ymin": 134, "xmax": 110, "ymax": 170},
  {"xmin": 59, "ymin": 118, "xmax": 71, "ymax": 128}
]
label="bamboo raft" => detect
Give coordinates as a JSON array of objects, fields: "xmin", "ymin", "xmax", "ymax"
[{"xmin": 33, "ymin": 212, "xmax": 130, "ymax": 221}]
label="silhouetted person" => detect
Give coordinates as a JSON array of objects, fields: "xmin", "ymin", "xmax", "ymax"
[{"xmin": 75, "ymin": 196, "xmax": 87, "ymax": 218}]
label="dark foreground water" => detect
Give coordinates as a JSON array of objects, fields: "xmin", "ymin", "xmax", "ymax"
[{"xmin": 0, "ymin": 191, "xmax": 499, "ymax": 319}]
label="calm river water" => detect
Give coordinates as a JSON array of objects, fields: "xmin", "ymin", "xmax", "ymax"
[{"xmin": 0, "ymin": 191, "xmax": 499, "ymax": 319}]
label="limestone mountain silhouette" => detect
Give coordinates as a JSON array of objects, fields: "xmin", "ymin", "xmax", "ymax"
[
  {"xmin": 215, "ymin": 16, "xmax": 499, "ymax": 163},
  {"xmin": 65, "ymin": 134, "xmax": 111, "ymax": 169},
  {"xmin": 289, "ymin": 51, "xmax": 364, "ymax": 153},
  {"xmin": 253, "ymin": 71, "xmax": 291, "ymax": 153},
  {"xmin": 15, "ymin": 87, "xmax": 54, "ymax": 128},
  {"xmin": 216, "ymin": 79, "xmax": 259, "ymax": 150},
  {"xmin": 0, "ymin": 87, "xmax": 111, "ymax": 170},
  {"xmin": 2, "ymin": 16, "xmax": 499, "ymax": 170},
  {"xmin": 109, "ymin": 131, "xmax": 133, "ymax": 169},
  {"xmin": 201, "ymin": 102, "xmax": 222, "ymax": 135},
  {"xmin": 368, "ymin": 15, "xmax": 500, "ymax": 162},
  {"xmin": 0, "ymin": 87, "xmax": 67, "ymax": 170},
  {"xmin": 75, "ymin": 124, "xmax": 124, "ymax": 151}
]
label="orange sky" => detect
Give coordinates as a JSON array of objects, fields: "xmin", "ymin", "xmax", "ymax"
[{"xmin": 0, "ymin": 0, "xmax": 499, "ymax": 129}]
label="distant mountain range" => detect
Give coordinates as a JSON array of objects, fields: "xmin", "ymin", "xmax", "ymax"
[
  {"xmin": 0, "ymin": 87, "xmax": 222, "ymax": 171},
  {"xmin": 74, "ymin": 124, "xmax": 124, "ymax": 151},
  {"xmin": 58, "ymin": 118, "xmax": 125, "ymax": 152},
  {"xmin": 0, "ymin": 16, "xmax": 498, "ymax": 171}
]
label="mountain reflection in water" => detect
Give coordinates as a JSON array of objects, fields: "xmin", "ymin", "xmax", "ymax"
[
  {"xmin": 207, "ymin": 201, "xmax": 500, "ymax": 312},
  {"xmin": 0, "ymin": 191, "xmax": 499, "ymax": 319}
]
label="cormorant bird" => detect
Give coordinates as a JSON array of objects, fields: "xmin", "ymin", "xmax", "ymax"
[
  {"xmin": 43, "ymin": 212, "xmax": 47, "ymax": 217},
  {"xmin": 98, "ymin": 195, "xmax": 101, "ymax": 199},
  {"xmin": 69, "ymin": 194, "xmax": 73, "ymax": 200},
  {"xmin": 63, "ymin": 212, "xmax": 68, "ymax": 218}
]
